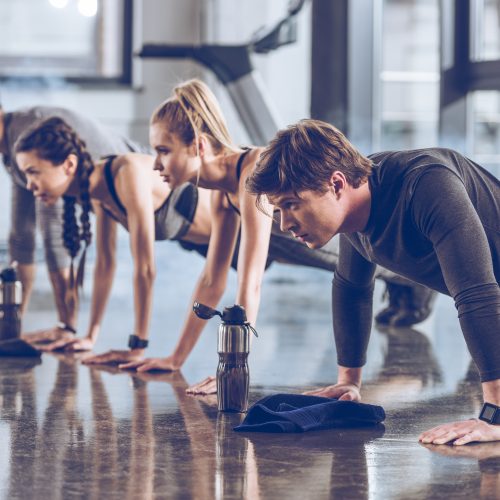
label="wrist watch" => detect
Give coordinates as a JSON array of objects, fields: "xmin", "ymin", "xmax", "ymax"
[
  {"xmin": 478, "ymin": 402, "xmax": 500, "ymax": 425},
  {"xmin": 56, "ymin": 321, "xmax": 77, "ymax": 334},
  {"xmin": 128, "ymin": 334, "xmax": 149, "ymax": 350}
]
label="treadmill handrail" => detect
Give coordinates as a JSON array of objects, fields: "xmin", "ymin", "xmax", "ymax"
[
  {"xmin": 137, "ymin": 0, "xmax": 308, "ymax": 74},
  {"xmin": 138, "ymin": 44, "xmax": 252, "ymax": 84}
]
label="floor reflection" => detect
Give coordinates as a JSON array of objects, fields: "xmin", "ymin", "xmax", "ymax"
[
  {"xmin": 1, "ymin": 359, "xmax": 40, "ymax": 499},
  {"xmin": 362, "ymin": 326, "xmax": 444, "ymax": 408},
  {"xmin": 244, "ymin": 426, "xmax": 385, "ymax": 499},
  {"xmin": 420, "ymin": 442, "xmax": 500, "ymax": 499},
  {"xmin": 0, "ymin": 342, "xmax": 488, "ymax": 500},
  {"xmin": 1, "ymin": 253, "xmax": 489, "ymax": 499}
]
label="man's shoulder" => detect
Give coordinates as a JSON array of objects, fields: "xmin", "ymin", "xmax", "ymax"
[
  {"xmin": 370, "ymin": 147, "xmax": 457, "ymax": 167},
  {"xmin": 369, "ymin": 147, "xmax": 465, "ymax": 186}
]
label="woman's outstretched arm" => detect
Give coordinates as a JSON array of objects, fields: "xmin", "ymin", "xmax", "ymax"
[
  {"xmin": 235, "ymin": 152, "xmax": 273, "ymax": 324},
  {"xmin": 120, "ymin": 190, "xmax": 240, "ymax": 372},
  {"xmin": 83, "ymin": 159, "xmax": 157, "ymax": 364},
  {"xmin": 40, "ymin": 204, "xmax": 118, "ymax": 352}
]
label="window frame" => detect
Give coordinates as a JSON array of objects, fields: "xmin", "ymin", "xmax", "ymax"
[{"xmin": 0, "ymin": 0, "xmax": 133, "ymax": 87}]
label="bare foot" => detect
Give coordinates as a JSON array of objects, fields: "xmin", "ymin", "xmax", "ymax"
[{"xmin": 186, "ymin": 375, "xmax": 217, "ymax": 395}]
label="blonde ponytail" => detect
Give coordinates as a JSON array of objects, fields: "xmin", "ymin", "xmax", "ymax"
[{"xmin": 152, "ymin": 79, "xmax": 239, "ymax": 154}]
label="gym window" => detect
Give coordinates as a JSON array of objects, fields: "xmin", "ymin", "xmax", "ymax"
[
  {"xmin": 0, "ymin": 0, "xmax": 132, "ymax": 85},
  {"xmin": 378, "ymin": 0, "xmax": 440, "ymax": 151}
]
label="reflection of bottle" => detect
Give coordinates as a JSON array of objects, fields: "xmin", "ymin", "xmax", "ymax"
[
  {"xmin": 193, "ymin": 302, "xmax": 258, "ymax": 413},
  {"xmin": 0, "ymin": 265, "xmax": 22, "ymax": 341},
  {"xmin": 215, "ymin": 413, "xmax": 248, "ymax": 498}
]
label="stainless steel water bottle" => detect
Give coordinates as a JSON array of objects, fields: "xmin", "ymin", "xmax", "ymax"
[
  {"xmin": 0, "ymin": 263, "xmax": 40, "ymax": 357},
  {"xmin": 193, "ymin": 302, "xmax": 258, "ymax": 412},
  {"xmin": 0, "ymin": 265, "xmax": 22, "ymax": 341}
]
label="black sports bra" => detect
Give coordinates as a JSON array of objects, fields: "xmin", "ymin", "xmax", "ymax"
[
  {"xmin": 103, "ymin": 155, "xmax": 127, "ymax": 213},
  {"xmin": 225, "ymin": 148, "xmax": 252, "ymax": 216}
]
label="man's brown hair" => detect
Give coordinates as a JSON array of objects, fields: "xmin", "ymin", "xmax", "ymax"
[{"xmin": 246, "ymin": 119, "xmax": 372, "ymax": 205}]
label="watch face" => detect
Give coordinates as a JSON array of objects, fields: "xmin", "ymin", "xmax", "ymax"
[
  {"xmin": 482, "ymin": 405, "xmax": 496, "ymax": 421},
  {"xmin": 128, "ymin": 334, "xmax": 148, "ymax": 349}
]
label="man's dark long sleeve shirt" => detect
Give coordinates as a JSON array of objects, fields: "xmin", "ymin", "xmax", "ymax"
[{"xmin": 333, "ymin": 148, "xmax": 500, "ymax": 381}]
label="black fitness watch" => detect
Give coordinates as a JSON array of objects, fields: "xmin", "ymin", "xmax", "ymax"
[
  {"xmin": 56, "ymin": 321, "xmax": 77, "ymax": 334},
  {"xmin": 128, "ymin": 334, "xmax": 149, "ymax": 350},
  {"xmin": 478, "ymin": 402, "xmax": 500, "ymax": 425}
]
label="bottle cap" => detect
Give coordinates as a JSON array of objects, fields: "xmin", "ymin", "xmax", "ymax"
[
  {"xmin": 0, "ymin": 267, "xmax": 17, "ymax": 283},
  {"xmin": 221, "ymin": 305, "xmax": 247, "ymax": 325}
]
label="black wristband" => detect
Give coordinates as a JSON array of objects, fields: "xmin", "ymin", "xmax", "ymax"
[
  {"xmin": 478, "ymin": 402, "xmax": 500, "ymax": 425},
  {"xmin": 128, "ymin": 334, "xmax": 149, "ymax": 350},
  {"xmin": 56, "ymin": 322, "xmax": 77, "ymax": 334}
]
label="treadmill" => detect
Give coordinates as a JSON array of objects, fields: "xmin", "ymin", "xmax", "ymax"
[{"xmin": 138, "ymin": 0, "xmax": 306, "ymax": 145}]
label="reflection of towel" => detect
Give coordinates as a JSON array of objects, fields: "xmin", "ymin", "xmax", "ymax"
[{"xmin": 234, "ymin": 394, "xmax": 385, "ymax": 433}]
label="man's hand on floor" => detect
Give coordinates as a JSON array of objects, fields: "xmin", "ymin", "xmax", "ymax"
[
  {"xmin": 303, "ymin": 383, "xmax": 361, "ymax": 401},
  {"xmin": 419, "ymin": 419, "xmax": 500, "ymax": 445}
]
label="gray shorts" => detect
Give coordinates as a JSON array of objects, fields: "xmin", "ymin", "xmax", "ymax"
[{"xmin": 9, "ymin": 180, "xmax": 70, "ymax": 272}]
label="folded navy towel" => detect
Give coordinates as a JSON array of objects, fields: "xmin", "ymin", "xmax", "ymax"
[{"xmin": 234, "ymin": 393, "xmax": 385, "ymax": 433}]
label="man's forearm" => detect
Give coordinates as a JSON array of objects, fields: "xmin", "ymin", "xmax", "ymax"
[
  {"xmin": 483, "ymin": 379, "xmax": 500, "ymax": 405},
  {"xmin": 332, "ymin": 273, "xmax": 375, "ymax": 368}
]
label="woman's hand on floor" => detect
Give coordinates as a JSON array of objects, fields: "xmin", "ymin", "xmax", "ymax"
[
  {"xmin": 303, "ymin": 383, "xmax": 361, "ymax": 401},
  {"xmin": 119, "ymin": 356, "xmax": 180, "ymax": 372},
  {"xmin": 81, "ymin": 349, "xmax": 144, "ymax": 365},
  {"xmin": 22, "ymin": 325, "xmax": 73, "ymax": 344},
  {"xmin": 419, "ymin": 419, "xmax": 500, "ymax": 445},
  {"xmin": 38, "ymin": 336, "xmax": 95, "ymax": 352}
]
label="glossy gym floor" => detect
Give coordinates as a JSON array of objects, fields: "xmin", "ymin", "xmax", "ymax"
[{"xmin": 1, "ymin": 242, "xmax": 497, "ymax": 500}]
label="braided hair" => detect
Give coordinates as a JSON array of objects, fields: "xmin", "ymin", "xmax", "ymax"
[{"xmin": 15, "ymin": 116, "xmax": 94, "ymax": 287}]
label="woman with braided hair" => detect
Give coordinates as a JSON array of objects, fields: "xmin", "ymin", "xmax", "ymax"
[
  {"xmin": 0, "ymin": 103, "xmax": 148, "ymax": 343},
  {"xmin": 60, "ymin": 135, "xmax": 93, "ymax": 287},
  {"xmin": 15, "ymin": 116, "xmax": 213, "ymax": 359}
]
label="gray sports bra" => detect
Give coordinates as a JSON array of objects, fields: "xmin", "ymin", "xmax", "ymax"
[{"xmin": 101, "ymin": 155, "xmax": 198, "ymax": 241}]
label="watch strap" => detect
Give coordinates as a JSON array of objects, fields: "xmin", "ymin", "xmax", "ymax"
[
  {"xmin": 128, "ymin": 334, "xmax": 149, "ymax": 350},
  {"xmin": 479, "ymin": 402, "xmax": 500, "ymax": 425},
  {"xmin": 56, "ymin": 322, "xmax": 77, "ymax": 334}
]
